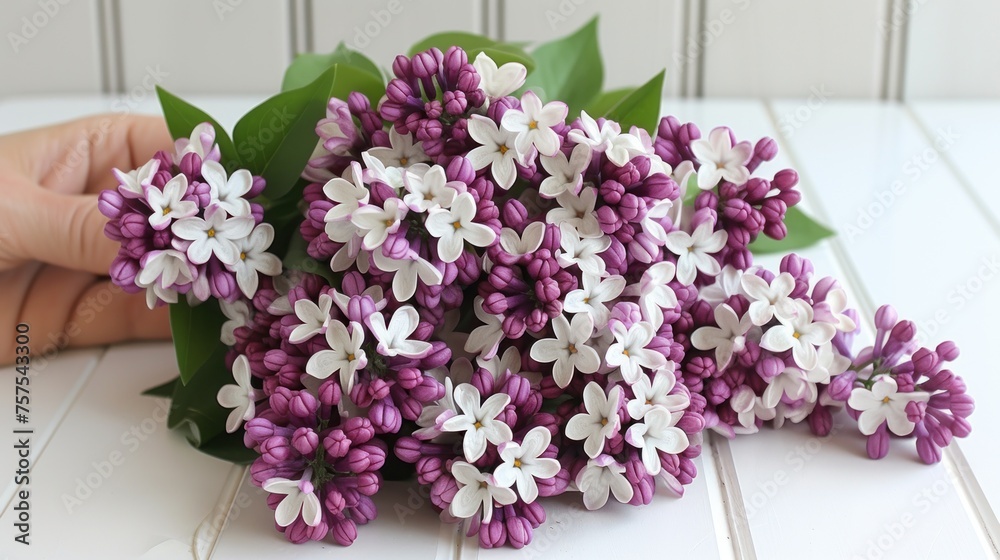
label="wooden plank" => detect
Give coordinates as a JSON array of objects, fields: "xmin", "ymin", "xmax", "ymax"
[
  {"xmin": 118, "ymin": 0, "xmax": 292, "ymax": 94},
  {"xmin": 0, "ymin": 343, "xmax": 235, "ymax": 557},
  {"xmin": 0, "ymin": 0, "xmax": 104, "ymax": 96},
  {"xmin": 700, "ymin": 0, "xmax": 886, "ymax": 98}
]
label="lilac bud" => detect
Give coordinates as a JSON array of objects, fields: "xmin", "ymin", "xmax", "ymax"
[
  {"xmin": 772, "ymin": 168, "xmax": 799, "ymax": 191},
  {"xmin": 285, "ymin": 518, "xmax": 327, "ymax": 544},
  {"xmin": 356, "ymin": 471, "xmax": 381, "ymax": 496},
  {"xmin": 324, "ymin": 430, "xmax": 352, "ymax": 459},
  {"xmin": 289, "ymin": 391, "xmax": 319, "ymax": 419},
  {"xmin": 506, "ymin": 516, "xmax": 532, "ymax": 549},
  {"xmin": 179, "ymin": 151, "xmax": 202, "ymax": 179},
  {"xmin": 875, "ymin": 305, "xmax": 898, "ymax": 331},
  {"xmin": 808, "ymin": 405, "xmax": 833, "ymax": 437},
  {"xmin": 263, "ymin": 349, "xmax": 287, "ymax": 372},
  {"xmin": 411, "ymin": 376, "xmax": 445, "ymax": 402},
  {"xmin": 479, "ymin": 515, "xmax": 506, "ymax": 549},
  {"xmin": 248, "ymin": 175, "xmax": 267, "ymax": 198},
  {"xmin": 352, "ymin": 495, "xmax": 378, "ymax": 523},
  {"xmin": 917, "ymin": 437, "xmax": 942, "ymax": 464},
  {"xmin": 260, "ymin": 436, "xmax": 293, "ymax": 465},
  {"xmin": 343, "ymin": 444, "xmax": 386, "ymax": 473},
  {"xmin": 866, "ymin": 425, "xmax": 889, "ymax": 460},
  {"xmin": 330, "ymin": 518, "xmax": 358, "ymax": 546},
  {"xmin": 119, "ymin": 213, "xmax": 149, "ymax": 238},
  {"xmin": 936, "ymin": 341, "xmax": 960, "ymax": 362},
  {"xmin": 826, "ymin": 371, "xmax": 857, "ymax": 402},
  {"xmin": 343, "ymin": 416, "xmax": 375, "ymax": 444},
  {"xmin": 368, "ymin": 399, "xmax": 403, "ymax": 433},
  {"xmin": 318, "ymin": 379, "xmax": 342, "ymax": 406},
  {"xmin": 292, "ymin": 427, "xmax": 319, "ymax": 455}
]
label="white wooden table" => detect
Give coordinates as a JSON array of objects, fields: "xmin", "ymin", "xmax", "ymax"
[{"xmin": 0, "ymin": 96, "xmax": 997, "ymax": 560}]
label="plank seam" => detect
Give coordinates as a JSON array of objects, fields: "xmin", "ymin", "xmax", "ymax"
[
  {"xmin": 0, "ymin": 347, "xmax": 106, "ymax": 516},
  {"xmin": 762, "ymin": 99, "xmax": 1000, "ymax": 559},
  {"xmin": 706, "ymin": 433, "xmax": 756, "ymax": 560},
  {"xmin": 197, "ymin": 464, "xmax": 249, "ymax": 560}
]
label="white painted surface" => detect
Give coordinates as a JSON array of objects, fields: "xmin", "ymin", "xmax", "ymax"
[{"xmin": 0, "ymin": 97, "xmax": 998, "ymax": 558}]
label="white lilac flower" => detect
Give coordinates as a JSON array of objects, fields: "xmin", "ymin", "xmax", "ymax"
[
  {"xmin": 529, "ymin": 313, "xmax": 600, "ymax": 388},
  {"xmin": 449, "ymin": 461, "xmax": 517, "ymax": 523},
  {"xmin": 136, "ymin": 249, "xmax": 195, "ymax": 308},
  {"xmin": 351, "ymin": 197, "xmax": 407, "ymax": 251},
  {"xmin": 500, "ymin": 90, "xmax": 567, "ymax": 159},
  {"xmin": 626, "ymin": 367, "xmax": 689, "ymax": 420},
  {"xmin": 848, "ymin": 375, "xmax": 929, "ymax": 436},
  {"xmin": 605, "ymin": 132, "xmax": 646, "ymax": 167},
  {"xmin": 565, "ymin": 382, "xmax": 624, "ymax": 458},
  {"xmin": 606, "ymin": 322, "xmax": 667, "ymax": 384},
  {"xmin": 576, "ymin": 454, "xmax": 634, "ymax": 510},
  {"xmin": 467, "ymin": 115, "xmax": 519, "ymax": 190},
  {"xmin": 473, "ymin": 51, "xmax": 527, "ymax": 101},
  {"xmin": 557, "ymin": 224, "xmax": 611, "ymax": 277},
  {"xmin": 465, "ymin": 297, "xmax": 504, "ymax": 360},
  {"xmin": 172, "ymin": 205, "xmax": 254, "ymax": 266},
  {"xmin": 413, "ymin": 376, "xmax": 460, "ymax": 440},
  {"xmin": 362, "ymin": 151, "xmax": 405, "ymax": 191},
  {"xmin": 322, "ymin": 165, "xmax": 370, "ymax": 243},
  {"xmin": 231, "ymin": 223, "xmax": 282, "ymax": 298},
  {"xmin": 663, "ymin": 222, "xmax": 727, "ymax": 285},
  {"xmin": 219, "ymin": 299, "xmax": 251, "ymax": 346},
  {"xmin": 691, "ymin": 303, "xmax": 752, "ymax": 371},
  {"xmin": 202, "ymin": 160, "xmax": 252, "ymax": 217},
  {"xmin": 175, "ymin": 122, "xmax": 219, "ymax": 163},
  {"xmin": 425, "ymin": 192, "xmax": 496, "ymax": 262},
  {"xmin": 626, "ymin": 407, "xmax": 689, "ymax": 476},
  {"xmin": 699, "ymin": 265, "xmax": 746, "ymax": 305},
  {"xmin": 262, "ymin": 472, "xmax": 322, "ymax": 527},
  {"xmin": 640, "ymin": 197, "xmax": 674, "ymax": 243},
  {"xmin": 538, "ymin": 143, "xmax": 592, "ymax": 198},
  {"xmin": 441, "ymin": 383, "xmax": 513, "ymax": 462},
  {"xmin": 216, "ymin": 355, "xmax": 262, "ymax": 433},
  {"xmin": 563, "ymin": 273, "xmax": 626, "ymax": 329},
  {"xmin": 730, "ymin": 385, "xmax": 777, "ymax": 435},
  {"xmin": 742, "ymin": 272, "xmax": 797, "ymax": 326},
  {"xmin": 368, "ymin": 305, "xmax": 432, "ymax": 358},
  {"xmin": 305, "ymin": 320, "xmax": 367, "ymax": 393},
  {"xmin": 367, "ymin": 128, "xmax": 428, "ymax": 168},
  {"xmin": 494, "ymin": 426, "xmax": 561, "ymax": 503},
  {"xmin": 760, "ymin": 300, "xmax": 836, "ymax": 371},
  {"xmin": 762, "ymin": 367, "xmax": 817, "ymax": 408},
  {"xmin": 402, "ymin": 164, "xmax": 459, "ymax": 211},
  {"xmin": 568, "ymin": 110, "xmax": 621, "ymax": 153},
  {"xmin": 145, "ymin": 174, "xmax": 198, "ymax": 230},
  {"xmin": 288, "ymin": 293, "xmax": 334, "ymax": 344},
  {"xmin": 546, "ymin": 187, "xmax": 602, "ymax": 238},
  {"xmin": 691, "ymin": 127, "xmax": 752, "ymax": 190},
  {"xmin": 812, "ymin": 343, "xmax": 851, "ymax": 384},
  {"xmin": 371, "ymin": 250, "xmax": 442, "ymax": 302},
  {"xmin": 631, "ymin": 262, "xmax": 679, "ymax": 329},
  {"xmin": 477, "ymin": 346, "xmax": 533, "ymax": 384},
  {"xmin": 112, "ymin": 158, "xmax": 159, "ymax": 199},
  {"xmin": 630, "ymin": 125, "xmax": 673, "ymax": 176},
  {"xmin": 499, "ymin": 221, "xmax": 546, "ymax": 258},
  {"xmin": 818, "ymin": 287, "xmax": 858, "ymax": 332}
]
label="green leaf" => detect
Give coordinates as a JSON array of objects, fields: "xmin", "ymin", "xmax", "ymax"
[
  {"xmin": 603, "ymin": 70, "xmax": 665, "ymax": 133},
  {"xmin": 282, "ymin": 42, "xmax": 384, "ymax": 93},
  {"xmin": 585, "ymin": 87, "xmax": 636, "ymax": 118},
  {"xmin": 749, "ymin": 206, "xmax": 836, "ymax": 254},
  {"xmin": 195, "ymin": 432, "xmax": 256, "ymax": 464},
  {"xmin": 408, "ymin": 32, "xmax": 535, "ymax": 73},
  {"xmin": 522, "ymin": 16, "xmax": 603, "ymax": 113},
  {"xmin": 234, "ymin": 64, "xmax": 384, "ymax": 201},
  {"xmin": 167, "ymin": 344, "xmax": 231, "ymax": 447},
  {"xmin": 141, "ymin": 377, "xmax": 178, "ymax": 398},
  {"xmin": 156, "ymin": 86, "xmax": 239, "ymax": 167},
  {"xmin": 169, "ymin": 299, "xmax": 226, "ymax": 385}
]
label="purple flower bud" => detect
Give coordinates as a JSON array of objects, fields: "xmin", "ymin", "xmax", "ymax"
[
  {"xmin": 260, "ymin": 436, "xmax": 293, "ymax": 465},
  {"xmin": 356, "ymin": 471, "xmax": 381, "ymax": 496},
  {"xmin": 289, "ymin": 391, "xmax": 319, "ymax": 419},
  {"xmin": 179, "ymin": 152, "xmax": 202, "ymax": 179},
  {"xmin": 506, "ymin": 515, "xmax": 532, "ymax": 549},
  {"xmin": 324, "ymin": 429, "xmax": 352, "ymax": 459},
  {"xmin": 318, "ymin": 379, "xmax": 342, "ymax": 406},
  {"xmin": 292, "ymin": 427, "xmax": 319, "ymax": 455},
  {"xmin": 875, "ymin": 305, "xmax": 898, "ymax": 331},
  {"xmin": 343, "ymin": 416, "xmax": 375, "ymax": 445},
  {"xmin": 330, "ymin": 518, "xmax": 358, "ymax": 546},
  {"xmin": 808, "ymin": 405, "xmax": 833, "ymax": 437},
  {"xmin": 916, "ymin": 437, "xmax": 942, "ymax": 464},
  {"xmin": 936, "ymin": 341, "xmax": 960, "ymax": 362},
  {"xmin": 284, "ymin": 517, "xmax": 328, "ymax": 544},
  {"xmin": 119, "ymin": 213, "xmax": 149, "ymax": 238},
  {"xmin": 866, "ymin": 425, "xmax": 889, "ymax": 460},
  {"xmin": 479, "ymin": 515, "xmax": 507, "ymax": 549},
  {"xmin": 368, "ymin": 399, "xmax": 403, "ymax": 433}
]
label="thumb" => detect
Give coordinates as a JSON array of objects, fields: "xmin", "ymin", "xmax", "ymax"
[{"xmin": 19, "ymin": 189, "xmax": 119, "ymax": 275}]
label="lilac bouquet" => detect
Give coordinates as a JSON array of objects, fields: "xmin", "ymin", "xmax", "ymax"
[{"xmin": 99, "ymin": 20, "xmax": 973, "ymax": 549}]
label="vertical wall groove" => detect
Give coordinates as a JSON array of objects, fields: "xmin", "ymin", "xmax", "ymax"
[
  {"xmin": 879, "ymin": 0, "xmax": 910, "ymax": 100},
  {"xmin": 96, "ymin": 0, "xmax": 124, "ymax": 94}
]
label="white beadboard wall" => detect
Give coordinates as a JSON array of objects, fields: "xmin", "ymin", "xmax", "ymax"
[{"xmin": 0, "ymin": 0, "xmax": 997, "ymax": 100}]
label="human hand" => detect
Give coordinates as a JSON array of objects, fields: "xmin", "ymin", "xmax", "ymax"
[{"xmin": 0, "ymin": 115, "xmax": 173, "ymax": 364}]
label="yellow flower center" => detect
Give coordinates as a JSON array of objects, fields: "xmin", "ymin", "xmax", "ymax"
[
  {"xmin": 882, "ymin": 396, "xmax": 891, "ymax": 404},
  {"xmin": 514, "ymin": 459, "xmax": 522, "ymax": 468},
  {"xmin": 499, "ymin": 145, "xmax": 509, "ymax": 155},
  {"xmin": 239, "ymin": 252, "xmax": 247, "ymax": 261},
  {"xmin": 600, "ymin": 417, "xmax": 609, "ymax": 426},
  {"xmin": 162, "ymin": 206, "xmax": 171, "ymax": 216},
  {"xmin": 453, "ymin": 221, "xmax": 462, "ymax": 230},
  {"xmin": 474, "ymin": 421, "xmax": 483, "ymax": 429},
  {"xmin": 528, "ymin": 120, "xmax": 538, "ymax": 130},
  {"xmin": 348, "ymin": 353, "xmax": 355, "ymax": 361},
  {"xmin": 792, "ymin": 332, "xmax": 801, "ymax": 339},
  {"xmin": 207, "ymin": 228, "xmax": 216, "ymax": 238},
  {"xmin": 399, "ymin": 157, "xmax": 409, "ymax": 166},
  {"xmin": 568, "ymin": 344, "xmax": 578, "ymax": 354},
  {"xmin": 622, "ymin": 349, "xmax": 630, "ymax": 357},
  {"xmin": 385, "ymin": 219, "xmax": 395, "ymax": 227}
]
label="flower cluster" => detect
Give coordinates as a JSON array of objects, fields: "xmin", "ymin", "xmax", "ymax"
[
  {"xmin": 100, "ymin": 123, "xmax": 282, "ymax": 306},
  {"xmin": 104, "ymin": 45, "xmax": 974, "ymax": 550}
]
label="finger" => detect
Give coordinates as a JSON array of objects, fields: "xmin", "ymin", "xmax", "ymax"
[
  {"xmin": 14, "ymin": 189, "xmax": 120, "ymax": 275},
  {"xmin": 0, "ymin": 114, "xmax": 172, "ymax": 196},
  {"xmin": 14, "ymin": 266, "xmax": 170, "ymax": 360}
]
